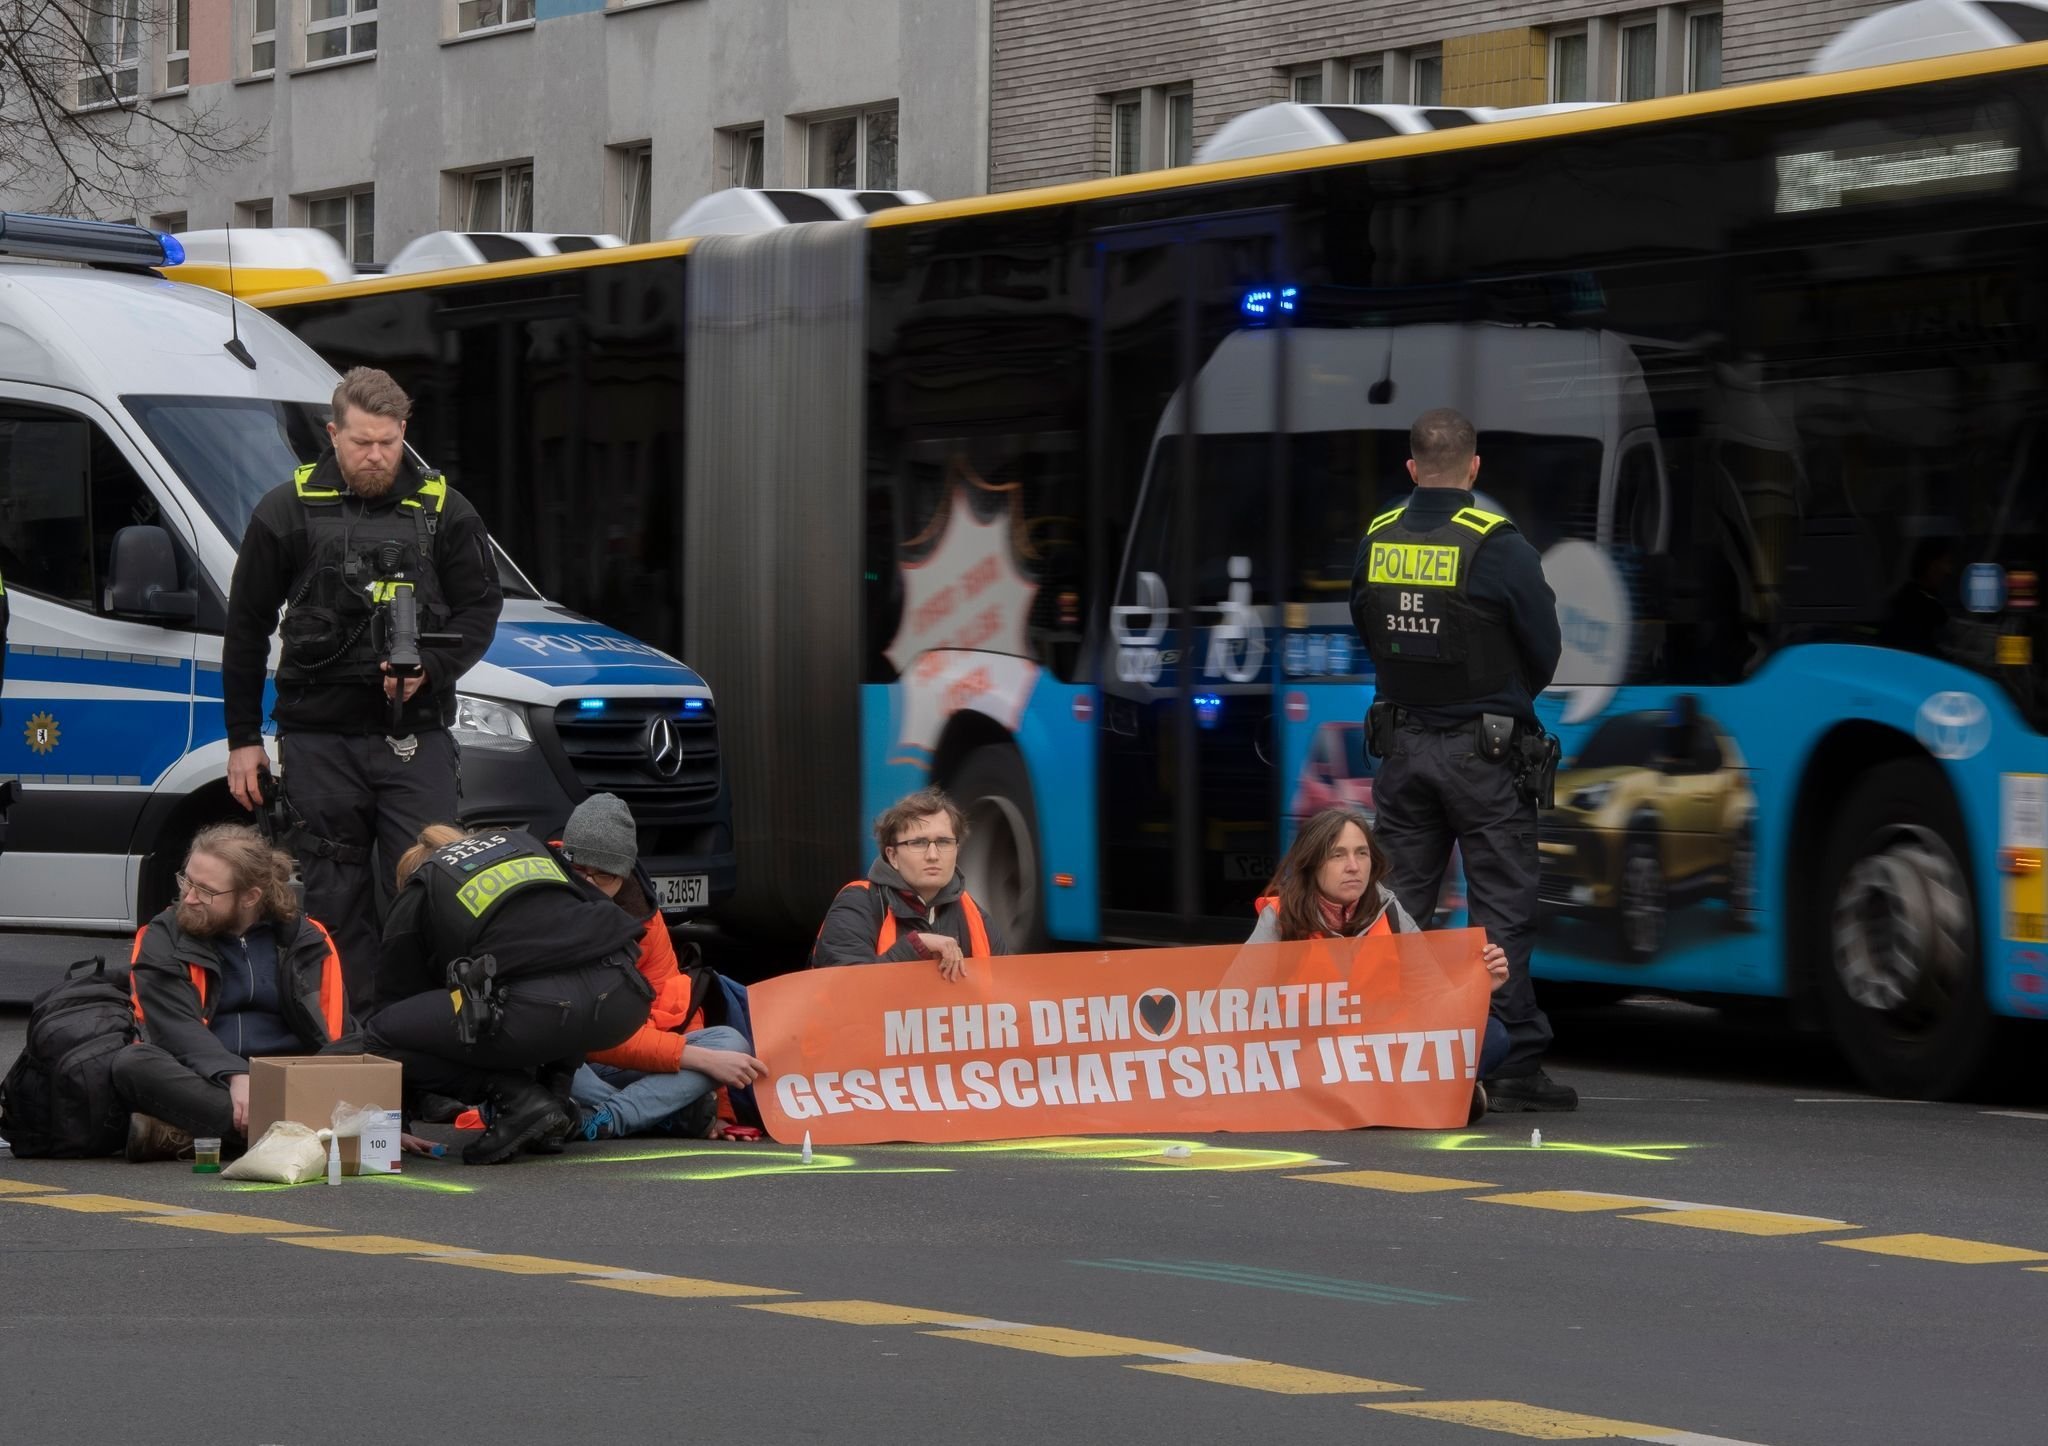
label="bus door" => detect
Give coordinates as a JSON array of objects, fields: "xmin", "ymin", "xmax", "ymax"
[{"xmin": 1094, "ymin": 215, "xmax": 1290, "ymax": 938}]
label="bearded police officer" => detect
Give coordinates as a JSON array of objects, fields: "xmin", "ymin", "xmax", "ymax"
[
  {"xmin": 1351, "ymin": 408, "xmax": 1575, "ymax": 1112},
  {"xmin": 368, "ymin": 825, "xmax": 652, "ymax": 1164},
  {"xmin": 222, "ymin": 369, "xmax": 503, "ymax": 1011}
]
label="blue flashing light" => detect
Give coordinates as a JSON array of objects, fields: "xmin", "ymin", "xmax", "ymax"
[
  {"xmin": 158, "ymin": 232, "xmax": 186, "ymax": 267},
  {"xmin": 1240, "ymin": 285, "xmax": 1299, "ymax": 320},
  {"xmin": 1194, "ymin": 692, "xmax": 1224, "ymax": 729},
  {"xmin": 682, "ymin": 699, "xmax": 707, "ymax": 712},
  {"xmin": 577, "ymin": 698, "xmax": 608, "ymax": 712}
]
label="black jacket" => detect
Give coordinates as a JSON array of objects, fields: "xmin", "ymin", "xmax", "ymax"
[
  {"xmin": 223, "ymin": 454, "xmax": 503, "ymax": 747},
  {"xmin": 130, "ymin": 907, "xmax": 354, "ymax": 1084},
  {"xmin": 811, "ymin": 858, "xmax": 1009, "ymax": 967},
  {"xmin": 1349, "ymin": 486, "xmax": 1563, "ymax": 727}
]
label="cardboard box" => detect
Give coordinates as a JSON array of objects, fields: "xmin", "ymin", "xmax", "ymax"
[{"xmin": 247, "ymin": 1054, "xmax": 404, "ymax": 1175}]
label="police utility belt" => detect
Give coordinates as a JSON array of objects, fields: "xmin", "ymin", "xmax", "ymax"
[
  {"xmin": 448, "ymin": 942, "xmax": 644, "ymax": 1046},
  {"xmin": 1367, "ymin": 700, "xmax": 1561, "ymax": 809}
]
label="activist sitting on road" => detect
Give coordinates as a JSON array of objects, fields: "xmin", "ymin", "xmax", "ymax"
[
  {"xmin": 366, "ymin": 823, "xmax": 653, "ymax": 1165},
  {"xmin": 1252, "ymin": 807, "xmax": 1511, "ymax": 1091},
  {"xmin": 554, "ymin": 793, "xmax": 766, "ymax": 1140},
  {"xmin": 115, "ymin": 824, "xmax": 352, "ymax": 1163},
  {"xmin": 811, "ymin": 786, "xmax": 1007, "ymax": 977}
]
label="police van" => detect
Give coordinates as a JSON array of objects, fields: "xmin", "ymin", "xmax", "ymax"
[{"xmin": 0, "ymin": 214, "xmax": 734, "ymax": 933}]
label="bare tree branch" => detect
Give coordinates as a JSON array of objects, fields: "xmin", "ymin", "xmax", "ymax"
[{"xmin": 0, "ymin": 1, "xmax": 266, "ymax": 218}]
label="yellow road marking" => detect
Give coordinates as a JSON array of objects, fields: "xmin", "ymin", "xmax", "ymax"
[
  {"xmin": 0, "ymin": 1179, "xmax": 62, "ymax": 1195},
  {"xmin": 926, "ymin": 1324, "xmax": 1198, "ymax": 1358},
  {"xmin": 1132, "ymin": 1361, "xmax": 1418, "ymax": 1394},
  {"xmin": 12, "ymin": 1193, "xmax": 190, "ymax": 1215},
  {"xmin": 274, "ymin": 1234, "xmax": 474, "ymax": 1256},
  {"xmin": 1370, "ymin": 1399, "xmax": 1668, "ymax": 1438},
  {"xmin": 133, "ymin": 1212, "xmax": 333, "ymax": 1235},
  {"xmin": 1476, "ymin": 1191, "xmax": 1661, "ymax": 1213},
  {"xmin": 1623, "ymin": 1208, "xmax": 1853, "ymax": 1237},
  {"xmin": 1823, "ymin": 1233, "xmax": 2048, "ymax": 1265},
  {"xmin": 582, "ymin": 1276, "xmax": 795, "ymax": 1299},
  {"xmin": 744, "ymin": 1299, "xmax": 987, "ymax": 1326},
  {"xmin": 1290, "ymin": 1169, "xmax": 1496, "ymax": 1193},
  {"xmin": 417, "ymin": 1251, "xmax": 641, "ymax": 1276}
]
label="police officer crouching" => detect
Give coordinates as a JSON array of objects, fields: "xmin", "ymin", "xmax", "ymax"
[
  {"xmin": 367, "ymin": 825, "xmax": 653, "ymax": 1163},
  {"xmin": 1351, "ymin": 408, "xmax": 1576, "ymax": 1112}
]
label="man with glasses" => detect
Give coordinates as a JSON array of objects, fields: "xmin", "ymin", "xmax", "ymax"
[
  {"xmin": 811, "ymin": 786, "xmax": 1007, "ymax": 974},
  {"xmin": 114, "ymin": 824, "xmax": 352, "ymax": 1162}
]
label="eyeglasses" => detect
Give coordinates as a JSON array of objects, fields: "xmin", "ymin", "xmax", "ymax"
[
  {"xmin": 175, "ymin": 872, "xmax": 239, "ymax": 902},
  {"xmin": 891, "ymin": 836, "xmax": 959, "ymax": 853}
]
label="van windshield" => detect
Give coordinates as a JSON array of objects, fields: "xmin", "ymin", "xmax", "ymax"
[{"xmin": 121, "ymin": 394, "xmax": 540, "ymax": 599}]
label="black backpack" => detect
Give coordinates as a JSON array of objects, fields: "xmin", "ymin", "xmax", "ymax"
[{"xmin": 0, "ymin": 957, "xmax": 139, "ymax": 1158}]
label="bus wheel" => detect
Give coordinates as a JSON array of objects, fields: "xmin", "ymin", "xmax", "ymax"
[
  {"xmin": 1818, "ymin": 759, "xmax": 1987, "ymax": 1099},
  {"xmin": 951, "ymin": 744, "xmax": 1045, "ymax": 954},
  {"xmin": 1616, "ymin": 831, "xmax": 1666, "ymax": 962}
]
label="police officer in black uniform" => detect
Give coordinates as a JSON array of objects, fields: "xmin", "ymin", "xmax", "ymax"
[
  {"xmin": 1351, "ymin": 408, "xmax": 1576, "ymax": 1112},
  {"xmin": 222, "ymin": 368, "xmax": 503, "ymax": 1011},
  {"xmin": 368, "ymin": 826, "xmax": 653, "ymax": 1164}
]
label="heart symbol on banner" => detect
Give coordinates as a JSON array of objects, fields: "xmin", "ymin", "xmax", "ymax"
[{"xmin": 1135, "ymin": 989, "xmax": 1180, "ymax": 1041}]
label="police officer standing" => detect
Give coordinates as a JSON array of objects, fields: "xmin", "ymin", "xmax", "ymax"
[
  {"xmin": 223, "ymin": 368, "xmax": 503, "ymax": 1011},
  {"xmin": 1351, "ymin": 408, "xmax": 1575, "ymax": 1112}
]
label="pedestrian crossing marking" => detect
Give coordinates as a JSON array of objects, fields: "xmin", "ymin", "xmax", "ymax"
[
  {"xmin": 12, "ymin": 1193, "xmax": 190, "ymax": 1214},
  {"xmin": 1475, "ymin": 1191, "xmax": 1662, "ymax": 1213},
  {"xmin": 744, "ymin": 1300, "xmax": 989, "ymax": 1326},
  {"xmin": 274, "ymin": 1234, "xmax": 476, "ymax": 1256},
  {"xmin": 1823, "ymin": 1233, "xmax": 2048, "ymax": 1265},
  {"xmin": 1131, "ymin": 1361, "xmax": 1418, "ymax": 1394},
  {"xmin": 1623, "ymin": 1208, "xmax": 1853, "ymax": 1237},
  {"xmin": 1290, "ymin": 1169, "xmax": 1496, "ymax": 1193},
  {"xmin": 135, "ymin": 1212, "xmax": 333, "ymax": 1235},
  {"xmin": 0, "ymin": 1179, "xmax": 63, "ymax": 1195},
  {"xmin": 582, "ymin": 1276, "xmax": 795, "ymax": 1299},
  {"xmin": 927, "ymin": 1324, "xmax": 1200, "ymax": 1358},
  {"xmin": 1368, "ymin": 1399, "xmax": 1677, "ymax": 1439}
]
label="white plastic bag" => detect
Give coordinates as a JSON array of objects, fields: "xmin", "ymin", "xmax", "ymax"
[
  {"xmin": 332, "ymin": 1100, "xmax": 401, "ymax": 1174},
  {"xmin": 220, "ymin": 1120, "xmax": 329, "ymax": 1184}
]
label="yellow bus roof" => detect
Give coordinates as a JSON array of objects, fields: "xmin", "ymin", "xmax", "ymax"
[{"xmin": 251, "ymin": 38, "xmax": 2048, "ymax": 313}]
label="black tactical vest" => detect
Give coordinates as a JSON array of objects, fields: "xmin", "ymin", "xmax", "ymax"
[
  {"xmin": 1356, "ymin": 501, "xmax": 1523, "ymax": 708},
  {"xmin": 275, "ymin": 460, "xmax": 452, "ymax": 688},
  {"xmin": 412, "ymin": 829, "xmax": 586, "ymax": 963}
]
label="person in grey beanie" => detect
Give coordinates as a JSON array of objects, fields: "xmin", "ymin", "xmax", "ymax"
[{"xmin": 559, "ymin": 793, "xmax": 764, "ymax": 1140}]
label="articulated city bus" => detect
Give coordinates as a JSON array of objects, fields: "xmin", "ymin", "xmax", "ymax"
[{"xmin": 222, "ymin": 40, "xmax": 2048, "ymax": 1095}]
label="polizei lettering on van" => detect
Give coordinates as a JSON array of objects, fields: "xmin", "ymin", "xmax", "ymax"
[
  {"xmin": 455, "ymin": 855, "xmax": 569, "ymax": 917},
  {"xmin": 1367, "ymin": 542, "xmax": 1461, "ymax": 588}
]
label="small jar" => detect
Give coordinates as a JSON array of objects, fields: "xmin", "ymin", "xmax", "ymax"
[{"xmin": 192, "ymin": 1137, "xmax": 222, "ymax": 1173}]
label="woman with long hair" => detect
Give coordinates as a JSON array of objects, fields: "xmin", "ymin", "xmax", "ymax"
[{"xmin": 1252, "ymin": 806, "xmax": 1511, "ymax": 1115}]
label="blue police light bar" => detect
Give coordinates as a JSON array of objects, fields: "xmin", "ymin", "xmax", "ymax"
[
  {"xmin": 0, "ymin": 212, "xmax": 181, "ymax": 269},
  {"xmin": 577, "ymin": 698, "xmax": 608, "ymax": 712},
  {"xmin": 1240, "ymin": 285, "xmax": 1298, "ymax": 319},
  {"xmin": 682, "ymin": 699, "xmax": 707, "ymax": 712}
]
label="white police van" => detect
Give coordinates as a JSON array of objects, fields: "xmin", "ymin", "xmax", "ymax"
[{"xmin": 0, "ymin": 214, "xmax": 734, "ymax": 932}]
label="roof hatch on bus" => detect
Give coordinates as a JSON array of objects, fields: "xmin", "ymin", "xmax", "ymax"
[
  {"xmin": 162, "ymin": 227, "xmax": 355, "ymax": 296},
  {"xmin": 663, "ymin": 186, "xmax": 932, "ymax": 239},
  {"xmin": 383, "ymin": 230, "xmax": 623, "ymax": 276},
  {"xmin": 1811, "ymin": 0, "xmax": 2048, "ymax": 71},
  {"xmin": 1195, "ymin": 101, "xmax": 1612, "ymax": 163}
]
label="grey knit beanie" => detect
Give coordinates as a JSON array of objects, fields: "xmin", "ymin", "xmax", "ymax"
[{"xmin": 561, "ymin": 792, "xmax": 637, "ymax": 877}]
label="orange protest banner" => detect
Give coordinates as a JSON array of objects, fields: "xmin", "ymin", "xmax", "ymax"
[{"xmin": 752, "ymin": 928, "xmax": 1493, "ymax": 1144}]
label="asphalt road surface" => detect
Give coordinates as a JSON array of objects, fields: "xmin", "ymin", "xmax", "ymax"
[{"xmin": 4, "ymin": 936, "xmax": 2046, "ymax": 1446}]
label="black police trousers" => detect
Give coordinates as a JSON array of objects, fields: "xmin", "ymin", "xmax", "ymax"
[
  {"xmin": 1371, "ymin": 717, "xmax": 1555, "ymax": 1079},
  {"xmin": 364, "ymin": 957, "xmax": 652, "ymax": 1107},
  {"xmin": 281, "ymin": 729, "xmax": 460, "ymax": 1014}
]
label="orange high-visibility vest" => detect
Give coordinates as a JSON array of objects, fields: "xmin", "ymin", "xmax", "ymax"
[
  {"xmin": 129, "ymin": 917, "xmax": 347, "ymax": 1043},
  {"xmin": 1253, "ymin": 895, "xmax": 1394, "ymax": 942},
  {"xmin": 838, "ymin": 879, "xmax": 993, "ymax": 958}
]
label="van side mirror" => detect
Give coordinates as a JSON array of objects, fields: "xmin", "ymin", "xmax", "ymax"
[{"xmin": 106, "ymin": 525, "xmax": 197, "ymax": 624}]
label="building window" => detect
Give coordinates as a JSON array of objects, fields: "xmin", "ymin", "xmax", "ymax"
[
  {"xmin": 1110, "ymin": 96, "xmax": 1140, "ymax": 176},
  {"xmin": 464, "ymin": 163, "xmax": 534, "ymax": 230},
  {"xmin": 719, "ymin": 125, "xmax": 765, "ymax": 188},
  {"xmin": 250, "ymin": 0, "xmax": 277, "ymax": 74},
  {"xmin": 1620, "ymin": 20, "xmax": 1658, "ymax": 101},
  {"xmin": 1411, "ymin": 51, "xmax": 1443, "ymax": 105},
  {"xmin": 236, "ymin": 198, "xmax": 274, "ymax": 228},
  {"xmin": 151, "ymin": 210, "xmax": 187, "ymax": 235},
  {"xmin": 1166, "ymin": 88, "xmax": 1194, "ymax": 167},
  {"xmin": 617, "ymin": 143, "xmax": 653, "ymax": 244},
  {"xmin": 1350, "ymin": 63, "xmax": 1382, "ymax": 104},
  {"xmin": 307, "ymin": 0, "xmax": 377, "ymax": 64},
  {"xmin": 458, "ymin": 0, "xmax": 534, "ymax": 31},
  {"xmin": 165, "ymin": 0, "xmax": 190, "ymax": 90},
  {"xmin": 305, "ymin": 187, "xmax": 374, "ymax": 265},
  {"xmin": 1290, "ymin": 70, "xmax": 1323, "ymax": 104},
  {"xmin": 807, "ymin": 103, "xmax": 898, "ymax": 189},
  {"xmin": 78, "ymin": 0, "xmax": 141, "ymax": 107},
  {"xmin": 1687, "ymin": 9, "xmax": 1723, "ymax": 91},
  {"xmin": 1551, "ymin": 30, "xmax": 1588, "ymax": 103}
]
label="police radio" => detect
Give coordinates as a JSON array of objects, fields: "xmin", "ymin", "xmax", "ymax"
[{"xmin": 358, "ymin": 540, "xmax": 460, "ymax": 731}]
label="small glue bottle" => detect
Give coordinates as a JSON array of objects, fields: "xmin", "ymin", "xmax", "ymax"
[
  {"xmin": 326, "ymin": 1129, "xmax": 342, "ymax": 1185},
  {"xmin": 1530, "ymin": 1128, "xmax": 1543, "ymax": 1149}
]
